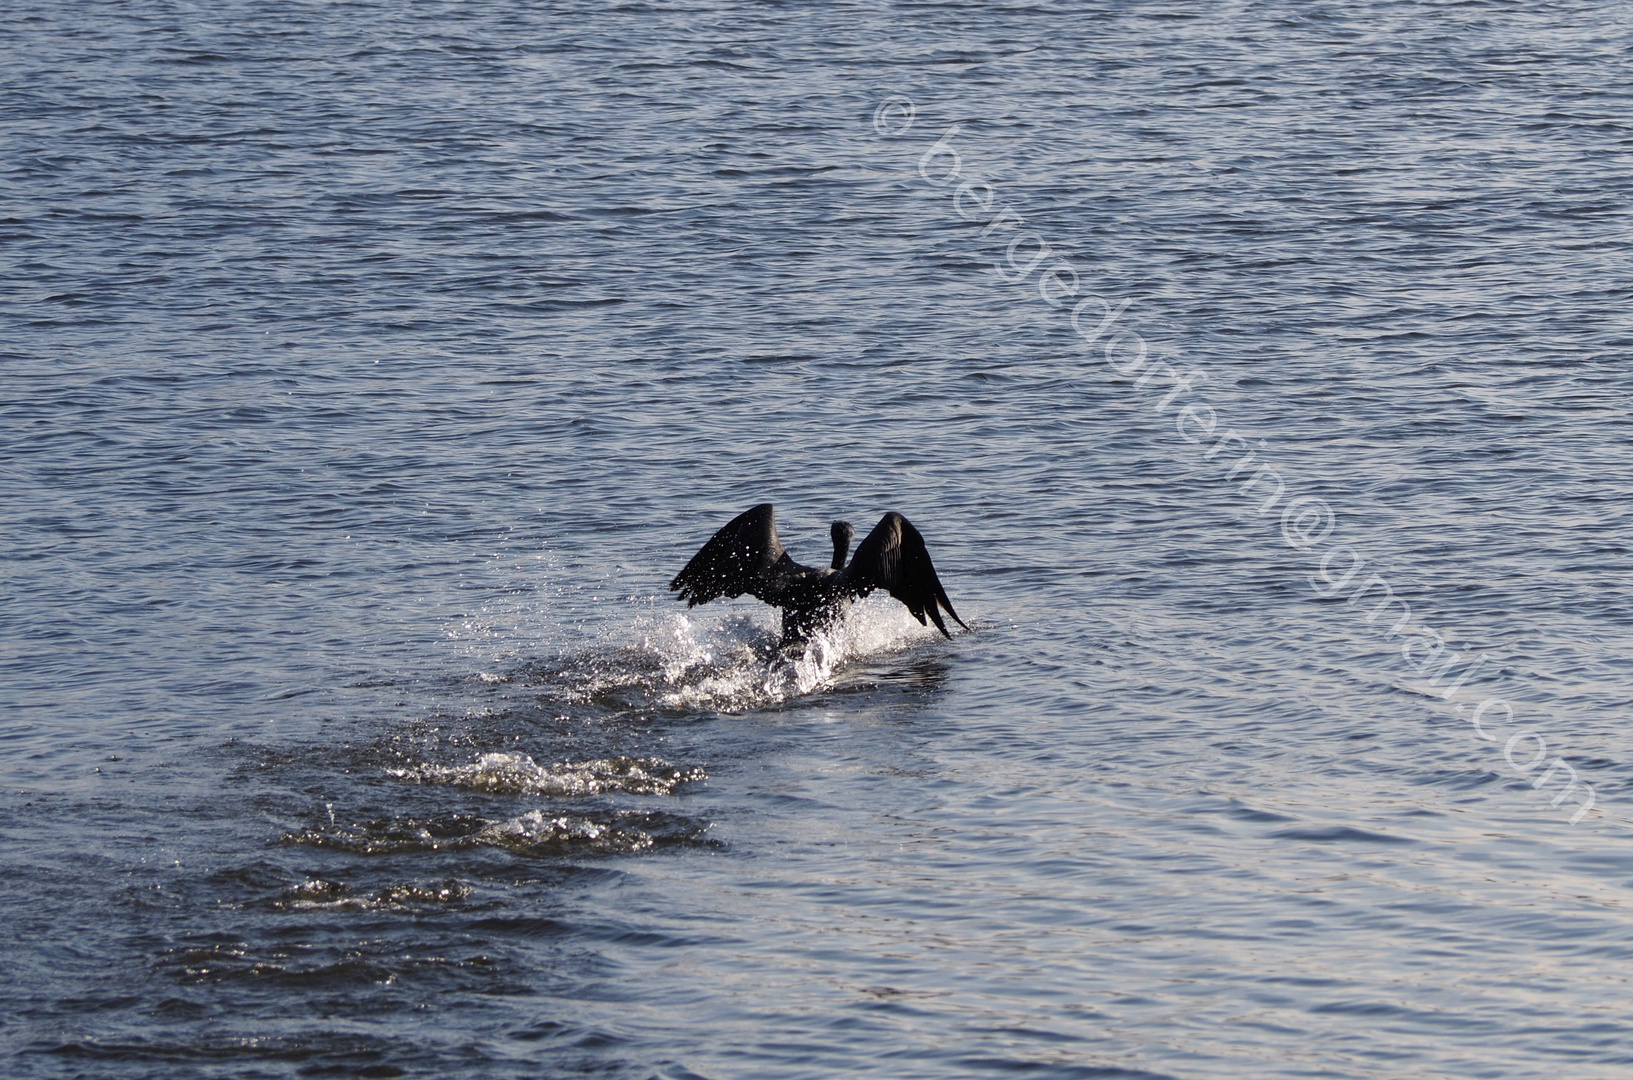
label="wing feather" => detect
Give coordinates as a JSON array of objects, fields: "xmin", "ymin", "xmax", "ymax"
[
  {"xmin": 844, "ymin": 512, "xmax": 966, "ymax": 637},
  {"xmin": 668, "ymin": 503, "xmax": 787, "ymax": 607}
]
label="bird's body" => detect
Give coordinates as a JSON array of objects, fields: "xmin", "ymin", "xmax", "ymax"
[{"xmin": 669, "ymin": 504, "xmax": 964, "ymax": 648}]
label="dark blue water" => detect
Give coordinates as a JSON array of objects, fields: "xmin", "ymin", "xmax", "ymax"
[{"xmin": 6, "ymin": 2, "xmax": 1633, "ymax": 1076}]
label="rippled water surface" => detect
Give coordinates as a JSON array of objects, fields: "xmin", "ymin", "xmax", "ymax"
[{"xmin": 6, "ymin": 2, "xmax": 1633, "ymax": 1077}]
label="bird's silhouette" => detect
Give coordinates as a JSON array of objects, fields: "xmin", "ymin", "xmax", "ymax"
[{"xmin": 669, "ymin": 504, "xmax": 965, "ymax": 647}]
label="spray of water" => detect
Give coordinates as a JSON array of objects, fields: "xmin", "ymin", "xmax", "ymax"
[{"xmin": 531, "ymin": 596, "xmax": 947, "ymax": 713}]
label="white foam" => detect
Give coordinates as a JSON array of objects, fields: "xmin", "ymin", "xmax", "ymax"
[
  {"xmin": 571, "ymin": 596, "xmax": 945, "ymax": 712},
  {"xmin": 477, "ymin": 810, "xmax": 654, "ymax": 852},
  {"xmin": 386, "ymin": 752, "xmax": 704, "ymax": 796}
]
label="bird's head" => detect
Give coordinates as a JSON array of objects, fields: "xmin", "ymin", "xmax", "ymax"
[{"xmin": 829, "ymin": 520, "xmax": 855, "ymax": 570}]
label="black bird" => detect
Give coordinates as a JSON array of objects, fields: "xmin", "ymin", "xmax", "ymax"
[{"xmin": 669, "ymin": 503, "xmax": 966, "ymax": 648}]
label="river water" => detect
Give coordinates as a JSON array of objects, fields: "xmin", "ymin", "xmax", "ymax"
[{"xmin": 5, "ymin": 2, "xmax": 1633, "ymax": 1077}]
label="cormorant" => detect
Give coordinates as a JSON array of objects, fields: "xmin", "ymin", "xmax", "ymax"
[{"xmin": 669, "ymin": 503, "xmax": 966, "ymax": 647}]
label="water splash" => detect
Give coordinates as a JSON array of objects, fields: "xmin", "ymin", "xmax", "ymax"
[
  {"xmin": 269, "ymin": 878, "xmax": 472, "ymax": 912},
  {"xmin": 521, "ymin": 597, "xmax": 948, "ymax": 714},
  {"xmin": 280, "ymin": 809, "xmax": 708, "ymax": 856},
  {"xmin": 386, "ymin": 753, "xmax": 705, "ymax": 797}
]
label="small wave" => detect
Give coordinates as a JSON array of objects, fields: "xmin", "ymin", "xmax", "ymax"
[
  {"xmin": 385, "ymin": 753, "xmax": 705, "ymax": 797},
  {"xmin": 280, "ymin": 809, "xmax": 708, "ymax": 856},
  {"xmin": 157, "ymin": 939, "xmax": 502, "ymax": 991},
  {"xmin": 268, "ymin": 878, "xmax": 473, "ymax": 912},
  {"xmin": 1269, "ymin": 825, "xmax": 1417, "ymax": 845},
  {"xmin": 478, "ymin": 809, "xmax": 654, "ymax": 851}
]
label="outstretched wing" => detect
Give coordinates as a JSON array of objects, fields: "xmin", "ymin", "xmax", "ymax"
[
  {"xmin": 844, "ymin": 512, "xmax": 966, "ymax": 637},
  {"xmin": 669, "ymin": 503, "xmax": 787, "ymax": 607}
]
